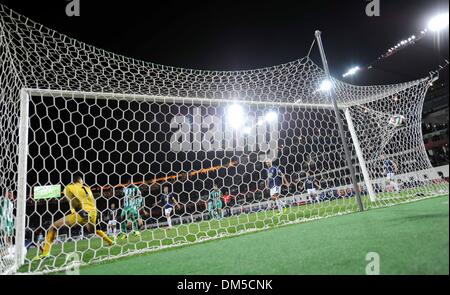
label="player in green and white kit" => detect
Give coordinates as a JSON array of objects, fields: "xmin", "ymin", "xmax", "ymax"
[
  {"xmin": 0, "ymin": 191, "xmax": 14, "ymax": 255},
  {"xmin": 119, "ymin": 178, "xmax": 142, "ymax": 239},
  {"xmin": 209, "ymin": 184, "xmax": 223, "ymax": 220}
]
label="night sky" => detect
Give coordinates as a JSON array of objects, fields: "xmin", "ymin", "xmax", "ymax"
[{"xmin": 0, "ymin": 0, "xmax": 448, "ymax": 84}]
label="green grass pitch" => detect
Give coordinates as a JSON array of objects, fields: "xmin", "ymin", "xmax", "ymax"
[{"xmin": 46, "ymin": 194, "xmax": 448, "ymax": 275}]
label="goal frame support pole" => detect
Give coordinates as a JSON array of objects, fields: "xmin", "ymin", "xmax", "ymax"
[
  {"xmin": 15, "ymin": 89, "xmax": 30, "ymax": 269},
  {"xmin": 314, "ymin": 30, "xmax": 364, "ymax": 212},
  {"xmin": 344, "ymin": 108, "xmax": 377, "ymax": 202}
]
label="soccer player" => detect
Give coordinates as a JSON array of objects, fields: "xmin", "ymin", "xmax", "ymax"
[
  {"xmin": 207, "ymin": 198, "xmax": 214, "ymax": 220},
  {"xmin": 304, "ymin": 172, "xmax": 321, "ymax": 204},
  {"xmin": 0, "ymin": 191, "xmax": 14, "ymax": 255},
  {"xmin": 159, "ymin": 185, "xmax": 180, "ymax": 229},
  {"xmin": 36, "ymin": 175, "xmax": 114, "ymax": 259},
  {"xmin": 137, "ymin": 207, "xmax": 150, "ymax": 230},
  {"xmin": 209, "ymin": 184, "xmax": 224, "ymax": 220},
  {"xmin": 222, "ymin": 190, "xmax": 232, "ymax": 217},
  {"xmin": 119, "ymin": 178, "xmax": 142, "ymax": 239},
  {"xmin": 132, "ymin": 193, "xmax": 147, "ymax": 230},
  {"xmin": 264, "ymin": 159, "xmax": 289, "ymax": 215},
  {"xmin": 381, "ymin": 154, "xmax": 400, "ymax": 193},
  {"xmin": 105, "ymin": 202, "xmax": 118, "ymax": 237}
]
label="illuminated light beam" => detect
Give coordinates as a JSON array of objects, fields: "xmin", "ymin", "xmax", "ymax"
[{"xmin": 342, "ymin": 66, "xmax": 360, "ymax": 78}]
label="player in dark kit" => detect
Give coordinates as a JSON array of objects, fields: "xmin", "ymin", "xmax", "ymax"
[
  {"xmin": 265, "ymin": 159, "xmax": 289, "ymax": 215},
  {"xmin": 304, "ymin": 172, "xmax": 321, "ymax": 204},
  {"xmin": 159, "ymin": 185, "xmax": 180, "ymax": 229},
  {"xmin": 381, "ymin": 154, "xmax": 399, "ymax": 193}
]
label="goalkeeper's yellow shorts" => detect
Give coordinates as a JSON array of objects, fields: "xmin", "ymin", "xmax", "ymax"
[{"xmin": 65, "ymin": 209, "xmax": 97, "ymax": 226}]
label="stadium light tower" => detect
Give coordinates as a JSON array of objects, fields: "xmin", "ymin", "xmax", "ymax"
[{"xmin": 428, "ymin": 13, "xmax": 449, "ymax": 32}]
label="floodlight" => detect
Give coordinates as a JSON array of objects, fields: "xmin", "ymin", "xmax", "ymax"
[
  {"xmin": 342, "ymin": 66, "xmax": 360, "ymax": 78},
  {"xmin": 428, "ymin": 13, "xmax": 449, "ymax": 32},
  {"xmin": 264, "ymin": 111, "xmax": 278, "ymax": 122},
  {"xmin": 226, "ymin": 104, "xmax": 245, "ymax": 129},
  {"xmin": 319, "ymin": 79, "xmax": 333, "ymax": 92}
]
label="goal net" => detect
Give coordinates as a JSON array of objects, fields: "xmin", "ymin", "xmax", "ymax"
[{"xmin": 0, "ymin": 4, "xmax": 448, "ymax": 274}]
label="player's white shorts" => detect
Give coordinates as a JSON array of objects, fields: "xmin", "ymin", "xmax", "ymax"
[
  {"xmin": 270, "ymin": 186, "xmax": 281, "ymax": 197},
  {"xmin": 387, "ymin": 172, "xmax": 395, "ymax": 180},
  {"xmin": 108, "ymin": 220, "xmax": 117, "ymax": 226},
  {"xmin": 307, "ymin": 188, "xmax": 317, "ymax": 195},
  {"xmin": 164, "ymin": 207, "xmax": 173, "ymax": 215}
]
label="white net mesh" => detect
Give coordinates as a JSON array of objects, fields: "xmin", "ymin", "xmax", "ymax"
[
  {"xmin": 346, "ymin": 81, "xmax": 448, "ymax": 202},
  {"xmin": 0, "ymin": 4, "xmax": 447, "ymax": 274},
  {"xmin": 0, "ymin": 191, "xmax": 15, "ymax": 274}
]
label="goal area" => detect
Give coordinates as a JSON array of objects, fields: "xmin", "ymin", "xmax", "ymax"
[{"xmin": 0, "ymin": 4, "xmax": 448, "ymax": 274}]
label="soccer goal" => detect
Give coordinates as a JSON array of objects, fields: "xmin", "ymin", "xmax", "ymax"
[{"xmin": 0, "ymin": 4, "xmax": 448, "ymax": 274}]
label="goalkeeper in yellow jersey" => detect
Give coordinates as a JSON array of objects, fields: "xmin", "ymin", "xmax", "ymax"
[{"xmin": 35, "ymin": 175, "xmax": 114, "ymax": 259}]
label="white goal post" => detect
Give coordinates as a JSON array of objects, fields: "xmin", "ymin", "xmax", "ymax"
[
  {"xmin": 344, "ymin": 108, "xmax": 377, "ymax": 202},
  {"xmin": 1, "ymin": 3, "xmax": 448, "ymax": 274}
]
